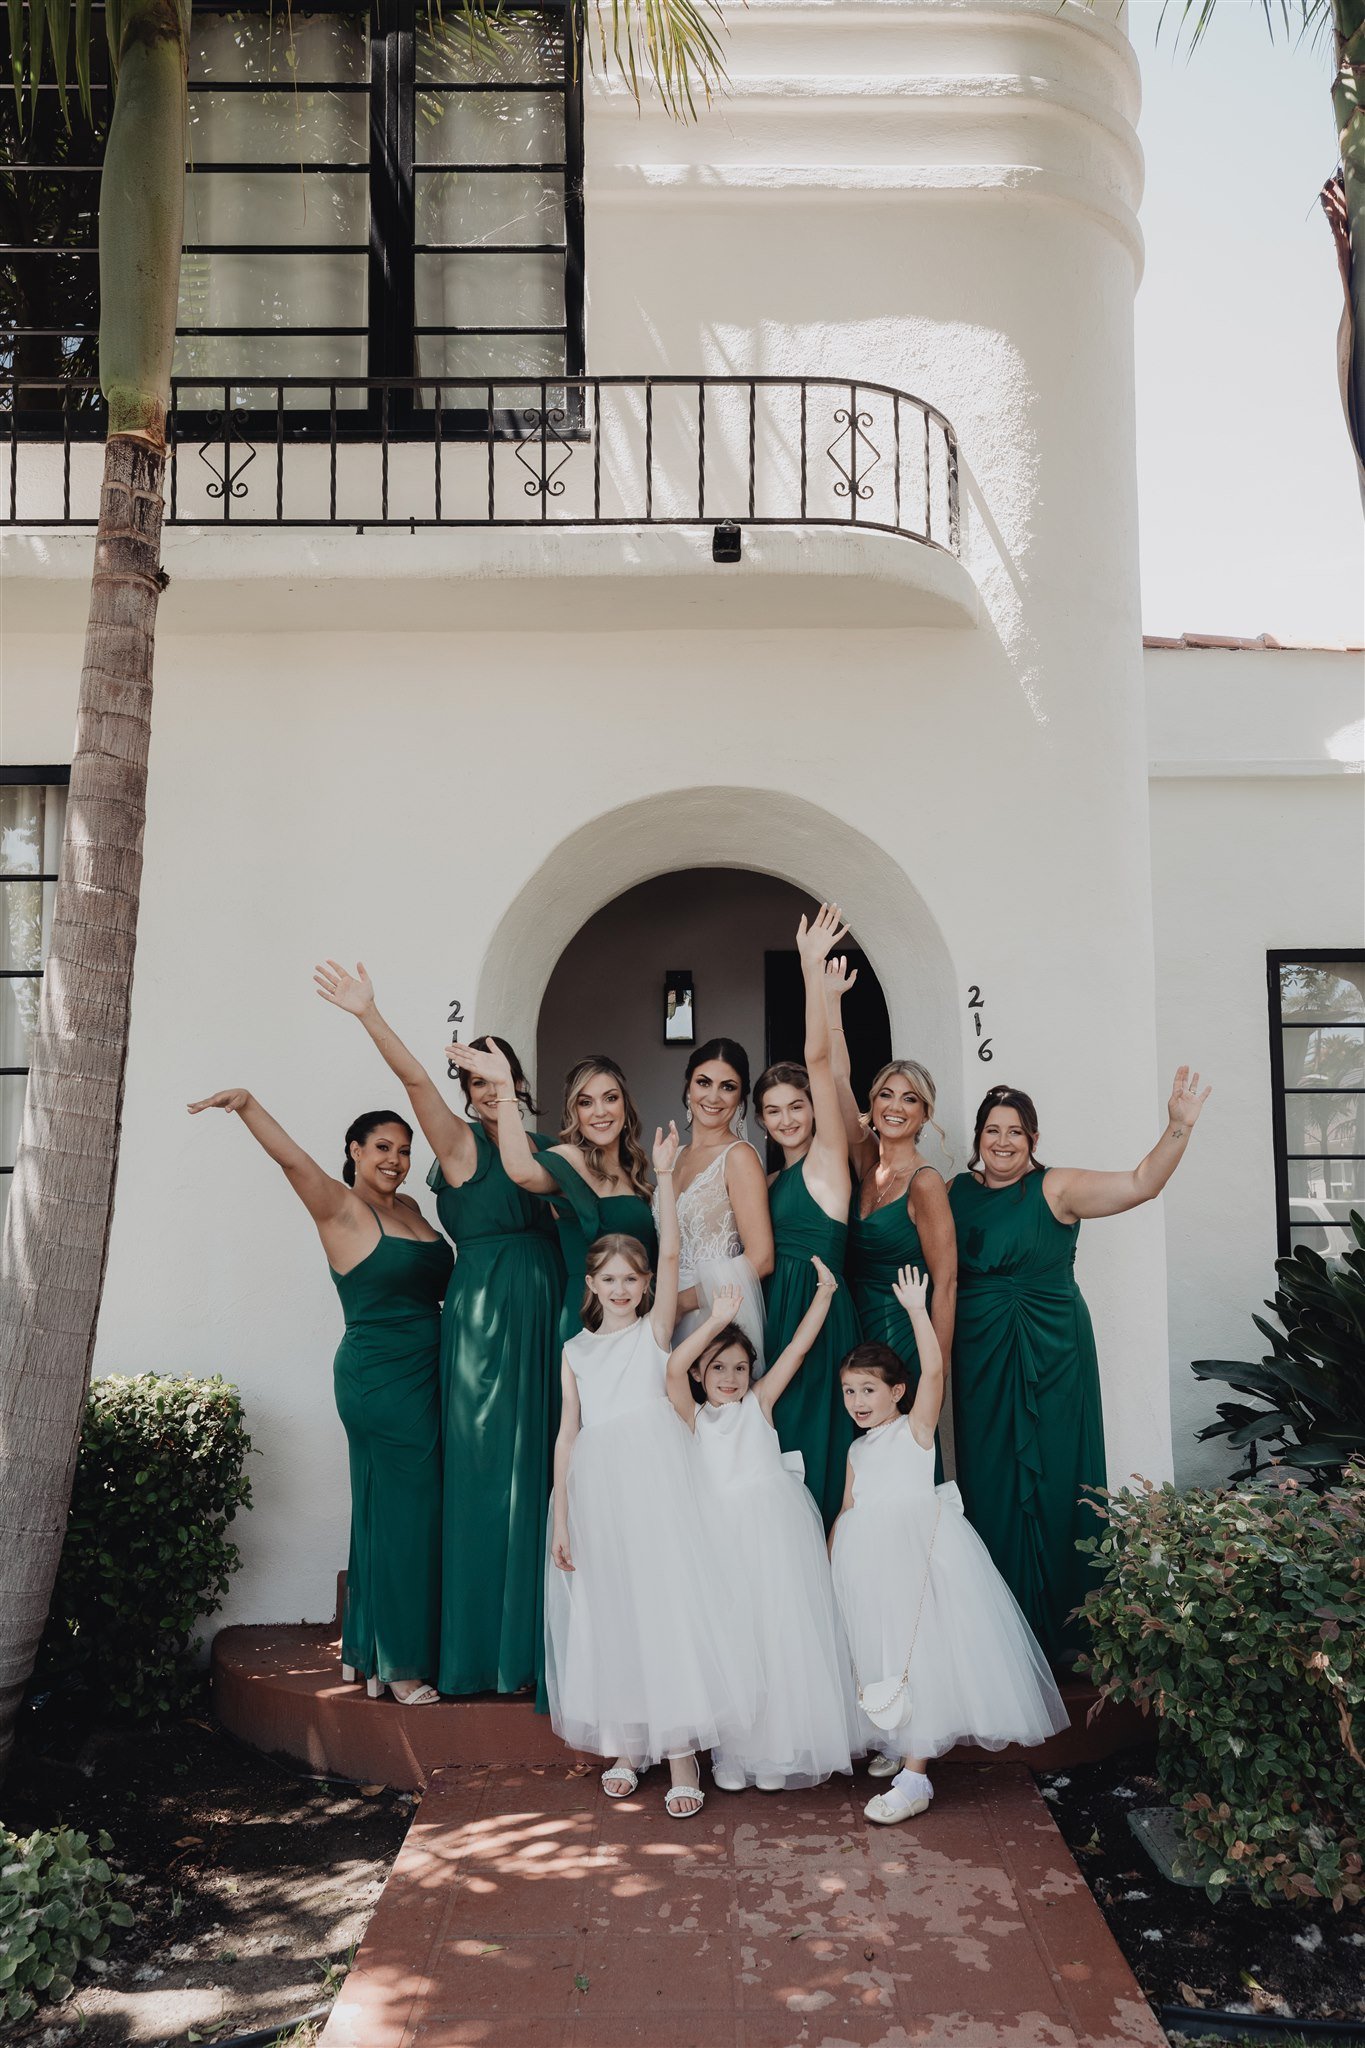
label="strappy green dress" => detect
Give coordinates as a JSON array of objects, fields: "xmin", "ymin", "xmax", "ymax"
[
  {"xmin": 846, "ymin": 1174, "xmax": 943, "ymax": 1480},
  {"xmin": 427, "ymin": 1126, "xmax": 564, "ymax": 1695},
  {"xmin": 949, "ymin": 1167, "xmax": 1106, "ymax": 1666},
  {"xmin": 764, "ymin": 1162, "xmax": 862, "ymax": 1528},
  {"xmin": 330, "ymin": 1217, "xmax": 451, "ymax": 1684}
]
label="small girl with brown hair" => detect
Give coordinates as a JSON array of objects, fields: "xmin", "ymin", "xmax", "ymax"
[
  {"xmin": 830, "ymin": 1268, "xmax": 1067, "ymax": 1827},
  {"xmin": 543, "ymin": 1122, "xmax": 748, "ymax": 1820}
]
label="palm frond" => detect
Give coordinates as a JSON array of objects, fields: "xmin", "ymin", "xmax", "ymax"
[
  {"xmin": 588, "ymin": 0, "xmax": 727, "ymax": 119},
  {"xmin": 1156, "ymin": 0, "xmax": 1336, "ymax": 53}
]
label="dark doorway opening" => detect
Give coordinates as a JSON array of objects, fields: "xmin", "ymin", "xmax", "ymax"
[{"xmin": 763, "ymin": 948, "xmax": 892, "ymax": 1109}]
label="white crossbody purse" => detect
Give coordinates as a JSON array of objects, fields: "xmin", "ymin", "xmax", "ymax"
[{"xmin": 853, "ymin": 1497, "xmax": 942, "ymax": 1732}]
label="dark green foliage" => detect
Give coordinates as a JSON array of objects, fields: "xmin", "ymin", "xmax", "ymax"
[
  {"xmin": 1192, "ymin": 1210, "xmax": 1365, "ymax": 1482},
  {"xmin": 1078, "ymin": 1471, "xmax": 1364, "ymax": 1909},
  {"xmin": 0, "ymin": 1824, "xmax": 133, "ymax": 2020},
  {"xmin": 35, "ymin": 1374, "xmax": 254, "ymax": 1717}
]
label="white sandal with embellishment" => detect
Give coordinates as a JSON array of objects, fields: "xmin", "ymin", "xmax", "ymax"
[
  {"xmin": 664, "ymin": 1757, "xmax": 705, "ymax": 1819},
  {"xmin": 367, "ymin": 1677, "xmax": 440, "ymax": 1705},
  {"xmin": 602, "ymin": 1762, "xmax": 639, "ymax": 1799}
]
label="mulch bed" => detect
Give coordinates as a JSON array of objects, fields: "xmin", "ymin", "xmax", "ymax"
[
  {"xmin": 1038, "ymin": 1746, "xmax": 1365, "ymax": 2034},
  {"xmin": 3, "ymin": 1683, "xmax": 412, "ymax": 2047}
]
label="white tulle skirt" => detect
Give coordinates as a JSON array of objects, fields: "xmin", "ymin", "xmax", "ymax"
[
  {"xmin": 831, "ymin": 1482, "xmax": 1069, "ymax": 1761},
  {"xmin": 544, "ymin": 1400, "xmax": 750, "ymax": 1765},
  {"xmin": 710, "ymin": 1459, "xmax": 857, "ymax": 1788},
  {"xmin": 674, "ymin": 1253, "xmax": 767, "ymax": 1374}
]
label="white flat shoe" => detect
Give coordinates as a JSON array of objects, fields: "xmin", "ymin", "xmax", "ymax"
[
  {"xmin": 865, "ymin": 1770, "xmax": 933, "ymax": 1826},
  {"xmin": 867, "ymin": 1754, "xmax": 900, "ymax": 1779},
  {"xmin": 755, "ymin": 1772, "xmax": 786, "ymax": 1792},
  {"xmin": 711, "ymin": 1763, "xmax": 746, "ymax": 1793}
]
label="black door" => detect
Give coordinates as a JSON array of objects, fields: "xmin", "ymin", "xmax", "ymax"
[{"xmin": 763, "ymin": 949, "xmax": 891, "ymax": 1110}]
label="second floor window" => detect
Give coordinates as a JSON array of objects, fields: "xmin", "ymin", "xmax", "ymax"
[
  {"xmin": 1, "ymin": 0, "xmax": 584, "ymax": 432},
  {"xmin": 1269, "ymin": 952, "xmax": 1365, "ymax": 1261}
]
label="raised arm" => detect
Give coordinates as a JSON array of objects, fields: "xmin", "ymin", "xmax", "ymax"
[
  {"xmin": 826, "ymin": 957, "xmax": 876, "ymax": 1177},
  {"xmin": 1045, "ymin": 1067, "xmax": 1211, "ymax": 1225},
  {"xmin": 756, "ymin": 1256, "xmax": 838, "ymax": 1416},
  {"xmin": 797, "ymin": 907, "xmax": 855, "ymax": 1206},
  {"xmin": 447, "ymin": 1039, "xmax": 557, "ymax": 1194},
  {"xmin": 649, "ymin": 1122, "xmax": 682, "ymax": 1343},
  {"xmin": 550, "ymin": 1356, "xmax": 582, "ymax": 1572},
  {"xmin": 893, "ymin": 1265, "xmax": 945, "ymax": 1444},
  {"xmin": 725, "ymin": 1140, "xmax": 775, "ymax": 1279},
  {"xmin": 187, "ymin": 1089, "xmax": 350, "ymax": 1235},
  {"xmin": 315, "ymin": 960, "xmax": 475, "ymax": 1184},
  {"xmin": 665, "ymin": 1282, "xmax": 742, "ymax": 1425},
  {"xmin": 908, "ymin": 1169, "xmax": 957, "ymax": 1374}
]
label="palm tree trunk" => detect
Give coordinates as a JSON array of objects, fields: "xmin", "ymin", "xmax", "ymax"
[
  {"xmin": 1331, "ymin": 0, "xmax": 1365, "ymax": 474},
  {"xmin": 0, "ymin": 0, "xmax": 188, "ymax": 1779}
]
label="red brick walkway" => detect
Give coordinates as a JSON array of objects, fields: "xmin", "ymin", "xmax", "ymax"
[{"xmin": 320, "ymin": 1761, "xmax": 1164, "ymax": 2048}]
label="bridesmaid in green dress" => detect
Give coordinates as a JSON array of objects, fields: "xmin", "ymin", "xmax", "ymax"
[
  {"xmin": 756, "ymin": 903, "xmax": 862, "ymax": 1527},
  {"xmin": 313, "ymin": 964, "xmax": 564, "ymax": 1697},
  {"xmin": 828, "ymin": 975, "xmax": 958, "ymax": 1432},
  {"xmin": 188, "ymin": 1089, "xmax": 447, "ymax": 1702},
  {"xmin": 449, "ymin": 1043, "xmax": 657, "ymax": 1343},
  {"xmin": 949, "ymin": 1069, "xmax": 1210, "ymax": 1666}
]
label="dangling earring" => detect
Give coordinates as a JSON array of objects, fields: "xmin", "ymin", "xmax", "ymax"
[
  {"xmin": 685, "ymin": 1106, "xmax": 693, "ymax": 1126},
  {"xmin": 730, "ymin": 1107, "xmax": 748, "ymax": 1140}
]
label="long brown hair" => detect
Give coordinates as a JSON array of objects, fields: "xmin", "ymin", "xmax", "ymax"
[
  {"xmin": 559, "ymin": 1054, "xmax": 652, "ymax": 1199},
  {"xmin": 459, "ymin": 1034, "xmax": 540, "ymax": 1118},
  {"xmin": 580, "ymin": 1232, "xmax": 653, "ymax": 1331}
]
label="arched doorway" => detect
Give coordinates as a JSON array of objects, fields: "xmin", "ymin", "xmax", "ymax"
[{"xmin": 536, "ymin": 867, "xmax": 893, "ymax": 1138}]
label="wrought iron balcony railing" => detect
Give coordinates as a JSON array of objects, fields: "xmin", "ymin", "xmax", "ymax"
[{"xmin": 2, "ymin": 375, "xmax": 961, "ymax": 555}]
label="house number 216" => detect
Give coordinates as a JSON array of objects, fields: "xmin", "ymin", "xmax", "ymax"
[{"xmin": 967, "ymin": 986, "xmax": 994, "ymax": 1062}]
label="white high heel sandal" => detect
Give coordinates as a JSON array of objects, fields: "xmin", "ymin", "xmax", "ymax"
[{"xmin": 366, "ymin": 1676, "xmax": 440, "ymax": 1705}]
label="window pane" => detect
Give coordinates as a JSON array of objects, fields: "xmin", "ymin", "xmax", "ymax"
[
  {"xmin": 1282, "ymin": 1091, "xmax": 1364, "ymax": 1156},
  {"xmin": 417, "ymin": 12, "xmax": 564, "ymax": 83},
  {"xmin": 172, "ymin": 332, "xmax": 369, "ymax": 408},
  {"xmin": 1281, "ymin": 1024, "xmax": 1365, "ymax": 1090},
  {"xmin": 185, "ymin": 170, "xmax": 368, "ymax": 248},
  {"xmin": 177, "ymin": 252, "xmax": 366, "ymax": 333},
  {"xmin": 1278, "ymin": 960, "xmax": 1365, "ymax": 1023},
  {"xmin": 1, "ymin": 783, "xmax": 61, "ymax": 875},
  {"xmin": 1289, "ymin": 1223, "xmax": 1355, "ymax": 1262},
  {"xmin": 415, "ymin": 95, "xmax": 565, "ymax": 166},
  {"xmin": 1, "ymin": 1072, "xmax": 26, "ymax": 1171},
  {"xmin": 192, "ymin": 11, "xmax": 369, "ymax": 84},
  {"xmin": 414, "ymin": 330, "xmax": 565, "ymax": 402},
  {"xmin": 1288, "ymin": 1157, "xmax": 1365, "ymax": 1211},
  {"xmin": 0, "ymin": 975, "xmax": 40, "ymax": 1067},
  {"xmin": 0, "ymin": 879, "xmax": 53, "ymax": 974},
  {"xmin": 188, "ymin": 90, "xmax": 368, "ymax": 164},
  {"xmin": 416, "ymin": 253, "xmax": 564, "ymax": 330},
  {"xmin": 415, "ymin": 169, "xmax": 565, "ymax": 247}
]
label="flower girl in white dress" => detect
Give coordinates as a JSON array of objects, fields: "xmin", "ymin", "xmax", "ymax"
[
  {"xmin": 544, "ymin": 1121, "xmax": 746, "ymax": 1818},
  {"xmin": 831, "ymin": 1267, "xmax": 1068, "ymax": 1825},
  {"xmin": 665, "ymin": 1261, "xmax": 858, "ymax": 1793}
]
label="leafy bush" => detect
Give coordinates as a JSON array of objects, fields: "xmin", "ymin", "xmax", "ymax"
[
  {"xmin": 0, "ymin": 1824, "xmax": 133, "ymax": 2020},
  {"xmin": 1192, "ymin": 1212, "xmax": 1365, "ymax": 1482},
  {"xmin": 35, "ymin": 1374, "xmax": 254, "ymax": 1717},
  {"xmin": 1078, "ymin": 1469, "xmax": 1364, "ymax": 1908}
]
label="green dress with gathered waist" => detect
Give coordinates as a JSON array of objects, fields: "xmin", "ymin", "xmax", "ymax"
[
  {"xmin": 764, "ymin": 1162, "xmax": 862, "ymax": 1528},
  {"xmin": 532, "ymin": 1149, "xmax": 658, "ymax": 1346},
  {"xmin": 846, "ymin": 1170, "xmax": 944, "ymax": 1480},
  {"xmin": 949, "ymin": 1166, "xmax": 1106, "ymax": 1666},
  {"xmin": 330, "ymin": 1215, "xmax": 452, "ymax": 1684},
  {"xmin": 427, "ymin": 1126, "xmax": 564, "ymax": 1696}
]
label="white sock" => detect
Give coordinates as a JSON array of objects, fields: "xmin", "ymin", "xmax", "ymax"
[{"xmin": 891, "ymin": 1769, "xmax": 933, "ymax": 1802}]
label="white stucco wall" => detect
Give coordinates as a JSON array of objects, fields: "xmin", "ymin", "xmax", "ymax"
[
  {"xmin": 1, "ymin": 0, "xmax": 1180, "ymax": 1628},
  {"xmin": 1145, "ymin": 644, "xmax": 1365, "ymax": 1486}
]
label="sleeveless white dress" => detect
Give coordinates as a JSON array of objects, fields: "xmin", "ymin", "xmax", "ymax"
[
  {"xmin": 695, "ymin": 1394, "xmax": 857, "ymax": 1787},
  {"xmin": 659, "ymin": 1141, "xmax": 767, "ymax": 1371},
  {"xmin": 543, "ymin": 1316, "xmax": 750, "ymax": 1765},
  {"xmin": 831, "ymin": 1417, "xmax": 1069, "ymax": 1761}
]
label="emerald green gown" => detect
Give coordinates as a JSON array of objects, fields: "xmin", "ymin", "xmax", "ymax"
[
  {"xmin": 533, "ymin": 1149, "xmax": 658, "ymax": 1345},
  {"xmin": 330, "ymin": 1215, "xmax": 452, "ymax": 1684},
  {"xmin": 948, "ymin": 1167, "xmax": 1106, "ymax": 1666},
  {"xmin": 846, "ymin": 1175, "xmax": 943, "ymax": 1478},
  {"xmin": 764, "ymin": 1162, "xmax": 862, "ymax": 1528},
  {"xmin": 427, "ymin": 1126, "xmax": 564, "ymax": 1696}
]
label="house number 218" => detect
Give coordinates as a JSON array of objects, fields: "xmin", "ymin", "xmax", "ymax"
[
  {"xmin": 446, "ymin": 999, "xmax": 465, "ymax": 1078},
  {"xmin": 967, "ymin": 986, "xmax": 994, "ymax": 1062}
]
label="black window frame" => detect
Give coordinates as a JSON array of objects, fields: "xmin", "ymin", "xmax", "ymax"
[
  {"xmin": 0, "ymin": 764, "xmax": 71, "ymax": 1193},
  {"xmin": 1, "ymin": 0, "xmax": 585, "ymax": 441},
  {"xmin": 1266, "ymin": 947, "xmax": 1365, "ymax": 1259}
]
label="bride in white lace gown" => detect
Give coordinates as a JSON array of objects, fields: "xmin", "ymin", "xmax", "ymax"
[{"xmin": 655, "ymin": 1038, "xmax": 774, "ymax": 1370}]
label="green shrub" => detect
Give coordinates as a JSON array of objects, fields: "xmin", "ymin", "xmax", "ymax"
[
  {"xmin": 1078, "ymin": 1468, "xmax": 1364, "ymax": 1908},
  {"xmin": 35, "ymin": 1374, "xmax": 254, "ymax": 1717},
  {"xmin": 1192, "ymin": 1212, "xmax": 1365, "ymax": 1482},
  {"xmin": 0, "ymin": 1824, "xmax": 133, "ymax": 2020}
]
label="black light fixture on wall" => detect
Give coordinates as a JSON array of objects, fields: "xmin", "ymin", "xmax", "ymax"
[
  {"xmin": 712, "ymin": 521, "xmax": 742, "ymax": 563},
  {"xmin": 664, "ymin": 970, "xmax": 696, "ymax": 1043}
]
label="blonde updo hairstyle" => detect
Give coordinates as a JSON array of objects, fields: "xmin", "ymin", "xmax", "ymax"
[
  {"xmin": 580, "ymin": 1232, "xmax": 654, "ymax": 1331},
  {"xmin": 864, "ymin": 1059, "xmax": 953, "ymax": 1167}
]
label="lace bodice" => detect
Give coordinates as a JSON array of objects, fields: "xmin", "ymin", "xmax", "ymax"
[{"xmin": 660, "ymin": 1142, "xmax": 748, "ymax": 1283}]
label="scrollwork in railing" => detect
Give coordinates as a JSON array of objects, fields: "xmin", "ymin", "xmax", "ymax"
[
  {"xmin": 827, "ymin": 405, "xmax": 880, "ymax": 504},
  {"xmin": 198, "ymin": 410, "xmax": 257, "ymax": 503},
  {"xmin": 514, "ymin": 406, "xmax": 573, "ymax": 500}
]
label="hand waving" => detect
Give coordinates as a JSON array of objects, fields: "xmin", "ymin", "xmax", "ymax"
[
  {"xmin": 653, "ymin": 1120, "xmax": 682, "ymax": 1176},
  {"xmin": 447, "ymin": 1038, "xmax": 512, "ymax": 1085},
  {"xmin": 891, "ymin": 1264, "xmax": 929, "ymax": 1315},
  {"xmin": 707, "ymin": 1283, "xmax": 744, "ymax": 1327},
  {"xmin": 314, "ymin": 959, "xmax": 376, "ymax": 1017},
  {"xmin": 188, "ymin": 1089, "xmax": 251, "ymax": 1116},
  {"xmin": 824, "ymin": 954, "xmax": 859, "ymax": 1002},
  {"xmin": 797, "ymin": 901, "xmax": 850, "ymax": 968},
  {"xmin": 1168, "ymin": 1066, "xmax": 1211, "ymax": 1134}
]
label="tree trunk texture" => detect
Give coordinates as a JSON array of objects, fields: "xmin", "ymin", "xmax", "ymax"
[
  {"xmin": 1331, "ymin": 0, "xmax": 1365, "ymax": 476},
  {"xmin": 0, "ymin": 436, "xmax": 167, "ymax": 1774}
]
